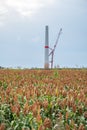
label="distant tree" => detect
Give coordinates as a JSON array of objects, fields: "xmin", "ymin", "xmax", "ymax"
[{"xmin": 0, "ymin": 66, "xmax": 4, "ymax": 69}]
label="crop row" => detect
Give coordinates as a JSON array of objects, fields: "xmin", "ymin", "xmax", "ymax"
[{"xmin": 0, "ymin": 69, "xmax": 87, "ymax": 130}]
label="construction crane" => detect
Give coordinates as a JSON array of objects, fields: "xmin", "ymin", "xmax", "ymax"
[{"xmin": 49, "ymin": 28, "xmax": 62, "ymax": 68}]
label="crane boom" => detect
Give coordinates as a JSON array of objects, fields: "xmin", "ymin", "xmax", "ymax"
[
  {"xmin": 49, "ymin": 28, "xmax": 62, "ymax": 68},
  {"xmin": 54, "ymin": 28, "xmax": 62, "ymax": 51}
]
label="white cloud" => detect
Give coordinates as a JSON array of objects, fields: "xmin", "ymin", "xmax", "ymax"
[
  {"xmin": 0, "ymin": 0, "xmax": 56, "ymax": 26},
  {"xmin": 0, "ymin": 1, "xmax": 9, "ymax": 26},
  {"xmin": 0, "ymin": 7, "xmax": 8, "ymax": 16},
  {"xmin": 0, "ymin": 0, "xmax": 55, "ymax": 17}
]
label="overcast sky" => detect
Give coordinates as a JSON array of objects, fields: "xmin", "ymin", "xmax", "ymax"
[{"xmin": 0, "ymin": 0, "xmax": 87, "ymax": 68}]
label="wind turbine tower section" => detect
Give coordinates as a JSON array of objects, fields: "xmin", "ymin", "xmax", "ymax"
[{"xmin": 44, "ymin": 25, "xmax": 49, "ymax": 69}]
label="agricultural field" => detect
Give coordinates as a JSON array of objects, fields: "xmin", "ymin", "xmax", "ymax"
[{"xmin": 0, "ymin": 69, "xmax": 87, "ymax": 130}]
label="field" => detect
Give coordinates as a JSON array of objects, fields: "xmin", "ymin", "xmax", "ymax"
[{"xmin": 0, "ymin": 69, "xmax": 87, "ymax": 130}]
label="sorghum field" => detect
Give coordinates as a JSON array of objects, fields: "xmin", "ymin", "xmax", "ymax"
[{"xmin": 0, "ymin": 69, "xmax": 87, "ymax": 130}]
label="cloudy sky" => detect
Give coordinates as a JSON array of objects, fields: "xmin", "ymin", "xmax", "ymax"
[{"xmin": 0, "ymin": 0, "xmax": 87, "ymax": 68}]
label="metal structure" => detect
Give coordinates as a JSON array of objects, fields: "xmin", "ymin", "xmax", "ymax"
[
  {"xmin": 44, "ymin": 26, "xmax": 62, "ymax": 69},
  {"xmin": 49, "ymin": 28, "xmax": 62, "ymax": 68}
]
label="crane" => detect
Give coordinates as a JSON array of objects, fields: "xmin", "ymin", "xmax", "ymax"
[{"xmin": 49, "ymin": 28, "xmax": 62, "ymax": 68}]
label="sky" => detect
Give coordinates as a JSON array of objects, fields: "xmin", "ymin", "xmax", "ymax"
[{"xmin": 0, "ymin": 0, "xmax": 87, "ymax": 68}]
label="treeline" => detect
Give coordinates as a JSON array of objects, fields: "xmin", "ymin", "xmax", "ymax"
[{"xmin": 0, "ymin": 66, "xmax": 4, "ymax": 69}]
